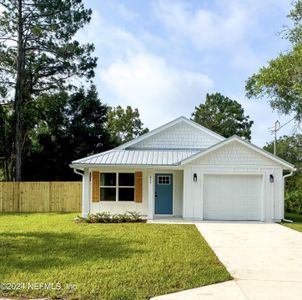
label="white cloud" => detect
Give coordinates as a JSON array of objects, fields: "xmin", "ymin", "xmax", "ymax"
[
  {"xmin": 153, "ymin": 0, "xmax": 251, "ymax": 50},
  {"xmin": 100, "ymin": 53, "xmax": 213, "ymax": 127},
  {"xmin": 114, "ymin": 2, "xmax": 138, "ymax": 21},
  {"xmin": 76, "ymin": 11, "xmax": 145, "ymax": 64},
  {"xmin": 76, "ymin": 1, "xmax": 293, "ymax": 146}
]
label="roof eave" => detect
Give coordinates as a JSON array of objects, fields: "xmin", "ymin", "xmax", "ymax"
[{"xmin": 70, "ymin": 163, "xmax": 182, "ymax": 169}]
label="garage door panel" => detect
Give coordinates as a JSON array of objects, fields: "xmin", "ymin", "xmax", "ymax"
[{"xmin": 203, "ymin": 174, "xmax": 262, "ymax": 221}]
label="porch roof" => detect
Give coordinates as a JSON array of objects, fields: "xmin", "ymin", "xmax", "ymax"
[{"xmin": 71, "ymin": 149, "xmax": 202, "ymax": 167}]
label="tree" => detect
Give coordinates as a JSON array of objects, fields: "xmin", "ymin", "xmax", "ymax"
[
  {"xmin": 192, "ymin": 93, "xmax": 254, "ymax": 140},
  {"xmin": 246, "ymin": 1, "xmax": 302, "ymax": 122},
  {"xmin": 0, "ymin": 0, "xmax": 97, "ymax": 181},
  {"xmin": 22, "ymin": 86, "xmax": 113, "ymax": 181},
  {"xmin": 0, "ymin": 103, "xmax": 13, "ymax": 180},
  {"xmin": 264, "ymin": 135, "xmax": 302, "ymax": 191},
  {"xmin": 106, "ymin": 105, "xmax": 148, "ymax": 145}
]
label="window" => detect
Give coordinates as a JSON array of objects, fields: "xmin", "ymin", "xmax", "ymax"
[
  {"xmin": 157, "ymin": 175, "xmax": 170, "ymax": 185},
  {"xmin": 100, "ymin": 173, "xmax": 116, "ymax": 201},
  {"xmin": 100, "ymin": 173, "xmax": 135, "ymax": 201},
  {"xmin": 118, "ymin": 173, "xmax": 135, "ymax": 202}
]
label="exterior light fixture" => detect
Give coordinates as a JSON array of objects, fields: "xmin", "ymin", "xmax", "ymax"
[
  {"xmin": 269, "ymin": 174, "xmax": 274, "ymax": 183},
  {"xmin": 193, "ymin": 173, "xmax": 197, "ymax": 182}
]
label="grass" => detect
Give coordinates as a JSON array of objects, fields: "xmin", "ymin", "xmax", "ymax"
[
  {"xmin": 282, "ymin": 212, "xmax": 302, "ymax": 233},
  {"xmin": 0, "ymin": 213, "xmax": 230, "ymax": 300}
]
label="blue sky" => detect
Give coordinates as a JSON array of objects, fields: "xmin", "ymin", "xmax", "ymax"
[{"xmin": 78, "ymin": 0, "xmax": 295, "ymax": 146}]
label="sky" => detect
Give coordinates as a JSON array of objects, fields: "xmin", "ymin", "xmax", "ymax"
[{"xmin": 78, "ymin": 0, "xmax": 297, "ymax": 147}]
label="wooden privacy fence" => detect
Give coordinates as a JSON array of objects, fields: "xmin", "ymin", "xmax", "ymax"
[{"xmin": 0, "ymin": 182, "xmax": 82, "ymax": 212}]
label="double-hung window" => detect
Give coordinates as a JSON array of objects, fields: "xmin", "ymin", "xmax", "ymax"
[{"xmin": 100, "ymin": 172, "xmax": 135, "ymax": 202}]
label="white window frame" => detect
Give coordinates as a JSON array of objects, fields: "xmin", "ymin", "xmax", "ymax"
[
  {"xmin": 100, "ymin": 172, "xmax": 135, "ymax": 202},
  {"xmin": 157, "ymin": 175, "xmax": 171, "ymax": 185}
]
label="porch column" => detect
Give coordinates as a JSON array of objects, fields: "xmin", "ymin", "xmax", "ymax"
[
  {"xmin": 147, "ymin": 172, "xmax": 154, "ymax": 219},
  {"xmin": 82, "ymin": 168, "xmax": 90, "ymax": 218}
]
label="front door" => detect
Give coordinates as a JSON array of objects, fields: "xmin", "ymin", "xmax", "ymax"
[{"xmin": 155, "ymin": 174, "xmax": 173, "ymax": 215}]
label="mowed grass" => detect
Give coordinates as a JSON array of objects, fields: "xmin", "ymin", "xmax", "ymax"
[
  {"xmin": 0, "ymin": 213, "xmax": 230, "ymax": 300},
  {"xmin": 283, "ymin": 213, "xmax": 302, "ymax": 233}
]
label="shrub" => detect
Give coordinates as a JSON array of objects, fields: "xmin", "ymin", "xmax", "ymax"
[
  {"xmin": 285, "ymin": 190, "xmax": 302, "ymax": 214},
  {"xmin": 76, "ymin": 211, "xmax": 146, "ymax": 223}
]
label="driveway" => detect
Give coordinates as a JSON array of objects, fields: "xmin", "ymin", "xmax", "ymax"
[{"xmin": 152, "ymin": 222, "xmax": 302, "ymax": 300}]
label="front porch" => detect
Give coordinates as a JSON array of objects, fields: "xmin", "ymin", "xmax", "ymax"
[{"xmin": 80, "ymin": 167, "xmax": 184, "ymax": 219}]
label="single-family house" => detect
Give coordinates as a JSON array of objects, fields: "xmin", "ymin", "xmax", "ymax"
[{"xmin": 70, "ymin": 116, "xmax": 295, "ymax": 222}]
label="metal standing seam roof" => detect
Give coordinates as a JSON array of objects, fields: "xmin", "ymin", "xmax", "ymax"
[{"xmin": 72, "ymin": 149, "xmax": 203, "ymax": 166}]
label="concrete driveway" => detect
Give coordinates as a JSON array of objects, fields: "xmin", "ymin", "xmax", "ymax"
[{"xmin": 152, "ymin": 222, "xmax": 302, "ymax": 300}]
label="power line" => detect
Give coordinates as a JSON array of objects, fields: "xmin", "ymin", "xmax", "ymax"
[{"xmin": 268, "ymin": 117, "xmax": 295, "ymax": 155}]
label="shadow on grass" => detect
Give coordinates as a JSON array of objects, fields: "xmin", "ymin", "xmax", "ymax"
[
  {"xmin": 0, "ymin": 231, "xmax": 143, "ymax": 274},
  {"xmin": 285, "ymin": 212, "xmax": 302, "ymax": 223}
]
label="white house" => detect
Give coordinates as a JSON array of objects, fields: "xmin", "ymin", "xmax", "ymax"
[{"xmin": 70, "ymin": 116, "xmax": 295, "ymax": 222}]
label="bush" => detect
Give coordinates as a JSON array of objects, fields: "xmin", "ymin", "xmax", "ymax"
[
  {"xmin": 285, "ymin": 190, "xmax": 302, "ymax": 214},
  {"xmin": 76, "ymin": 211, "xmax": 146, "ymax": 223}
]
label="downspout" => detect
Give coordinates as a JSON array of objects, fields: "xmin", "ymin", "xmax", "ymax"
[
  {"xmin": 73, "ymin": 168, "xmax": 84, "ymax": 176},
  {"xmin": 283, "ymin": 170, "xmax": 295, "ymax": 179},
  {"xmin": 282, "ymin": 169, "xmax": 296, "ymax": 223}
]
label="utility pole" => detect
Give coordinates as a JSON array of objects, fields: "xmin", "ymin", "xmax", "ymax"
[
  {"xmin": 273, "ymin": 120, "xmax": 280, "ymax": 155},
  {"xmin": 269, "ymin": 118, "xmax": 294, "ymax": 156}
]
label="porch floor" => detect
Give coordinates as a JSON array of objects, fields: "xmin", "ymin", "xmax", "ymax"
[
  {"xmin": 147, "ymin": 217, "xmax": 201, "ymax": 224},
  {"xmin": 147, "ymin": 217, "xmax": 266, "ymax": 224}
]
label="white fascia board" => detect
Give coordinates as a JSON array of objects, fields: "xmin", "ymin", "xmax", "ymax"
[
  {"xmin": 116, "ymin": 116, "xmax": 224, "ymax": 150},
  {"xmin": 70, "ymin": 163, "xmax": 184, "ymax": 169},
  {"xmin": 181, "ymin": 135, "xmax": 295, "ymax": 170}
]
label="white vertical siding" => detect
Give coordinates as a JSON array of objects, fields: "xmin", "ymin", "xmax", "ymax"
[
  {"xmin": 183, "ymin": 166, "xmax": 284, "ymax": 222},
  {"xmin": 173, "ymin": 170, "xmax": 183, "ymax": 217},
  {"xmin": 90, "ymin": 169, "xmax": 149, "ymax": 216},
  {"xmin": 88, "ymin": 168, "xmax": 184, "ymax": 218},
  {"xmin": 183, "ymin": 140, "xmax": 286, "ymax": 222}
]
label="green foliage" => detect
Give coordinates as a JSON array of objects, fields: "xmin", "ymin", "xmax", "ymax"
[
  {"xmin": 0, "ymin": 104, "xmax": 13, "ymax": 180},
  {"xmin": 192, "ymin": 93, "xmax": 254, "ymax": 140},
  {"xmin": 285, "ymin": 212, "xmax": 302, "ymax": 222},
  {"xmin": 0, "ymin": 0, "xmax": 96, "ymax": 94},
  {"xmin": 0, "ymin": 213, "xmax": 230, "ymax": 300},
  {"xmin": 264, "ymin": 134, "xmax": 302, "ymax": 215},
  {"xmin": 21, "ymin": 85, "xmax": 113, "ymax": 181},
  {"xmin": 0, "ymin": 0, "xmax": 96, "ymax": 180},
  {"xmin": 77, "ymin": 211, "xmax": 146, "ymax": 223},
  {"xmin": 107, "ymin": 105, "xmax": 149, "ymax": 145},
  {"xmin": 264, "ymin": 134, "xmax": 302, "ymax": 192},
  {"xmin": 246, "ymin": 1, "xmax": 302, "ymax": 121},
  {"xmin": 285, "ymin": 190, "xmax": 302, "ymax": 214},
  {"xmin": 284, "ymin": 0, "xmax": 302, "ymax": 45}
]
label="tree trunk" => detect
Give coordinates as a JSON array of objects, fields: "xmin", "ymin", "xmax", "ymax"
[{"xmin": 14, "ymin": 0, "xmax": 25, "ymax": 182}]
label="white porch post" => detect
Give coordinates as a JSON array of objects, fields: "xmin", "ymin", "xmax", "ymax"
[
  {"xmin": 147, "ymin": 172, "xmax": 154, "ymax": 219},
  {"xmin": 82, "ymin": 168, "xmax": 90, "ymax": 218}
]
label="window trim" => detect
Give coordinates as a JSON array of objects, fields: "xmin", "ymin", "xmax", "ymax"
[
  {"xmin": 99, "ymin": 172, "xmax": 135, "ymax": 202},
  {"xmin": 157, "ymin": 175, "xmax": 171, "ymax": 185}
]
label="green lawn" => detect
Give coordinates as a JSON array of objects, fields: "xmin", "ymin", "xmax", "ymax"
[
  {"xmin": 0, "ymin": 213, "xmax": 230, "ymax": 300},
  {"xmin": 282, "ymin": 213, "xmax": 302, "ymax": 233}
]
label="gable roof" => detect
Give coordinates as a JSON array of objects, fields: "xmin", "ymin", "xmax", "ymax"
[
  {"xmin": 181, "ymin": 135, "xmax": 295, "ymax": 170},
  {"xmin": 116, "ymin": 116, "xmax": 225, "ymax": 150}
]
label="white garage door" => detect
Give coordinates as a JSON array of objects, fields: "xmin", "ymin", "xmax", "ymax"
[{"xmin": 203, "ymin": 174, "xmax": 262, "ymax": 221}]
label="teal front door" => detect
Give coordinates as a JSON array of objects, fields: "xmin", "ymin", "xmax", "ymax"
[{"xmin": 155, "ymin": 174, "xmax": 173, "ymax": 215}]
